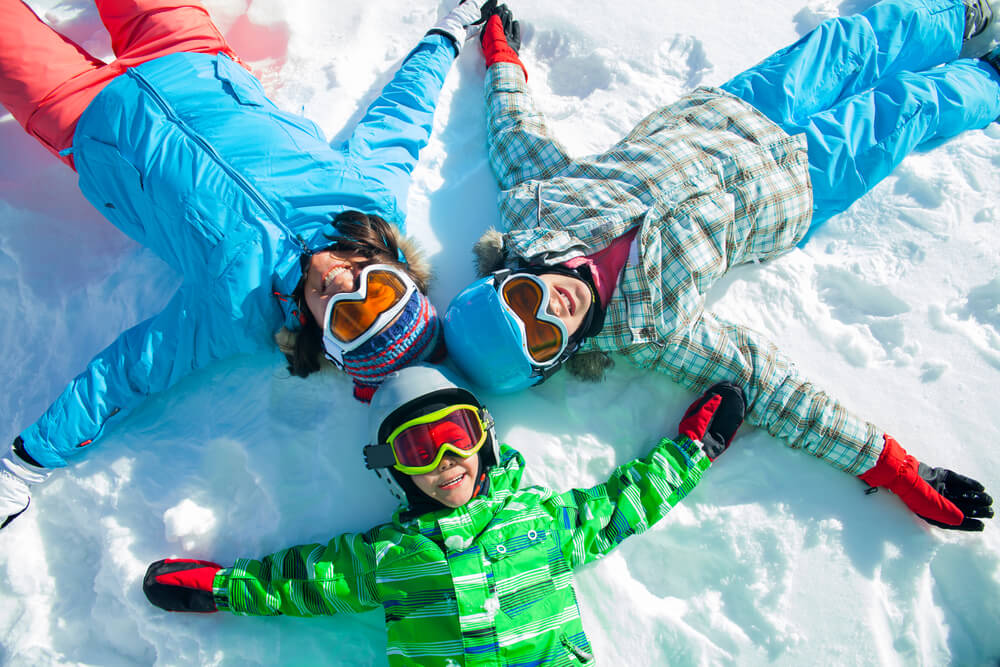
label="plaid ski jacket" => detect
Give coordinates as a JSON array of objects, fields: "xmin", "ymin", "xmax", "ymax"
[
  {"xmin": 484, "ymin": 62, "xmax": 883, "ymax": 475},
  {"xmin": 213, "ymin": 438, "xmax": 710, "ymax": 666}
]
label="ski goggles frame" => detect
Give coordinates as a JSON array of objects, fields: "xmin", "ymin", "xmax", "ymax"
[
  {"xmin": 363, "ymin": 404, "xmax": 493, "ymax": 475},
  {"xmin": 322, "ymin": 264, "xmax": 416, "ymax": 365},
  {"xmin": 494, "ymin": 270, "xmax": 571, "ymax": 368}
]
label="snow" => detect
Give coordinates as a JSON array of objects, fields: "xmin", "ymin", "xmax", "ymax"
[{"xmin": 2, "ymin": 0, "xmax": 999, "ymax": 665}]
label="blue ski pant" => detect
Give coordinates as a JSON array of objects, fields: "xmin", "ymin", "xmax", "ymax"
[{"xmin": 721, "ymin": 0, "xmax": 1000, "ymax": 243}]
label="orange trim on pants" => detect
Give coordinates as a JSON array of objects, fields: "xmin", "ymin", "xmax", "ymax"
[{"xmin": 0, "ymin": 0, "xmax": 242, "ymax": 169}]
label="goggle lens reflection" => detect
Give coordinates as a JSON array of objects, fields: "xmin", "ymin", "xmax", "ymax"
[
  {"xmin": 328, "ymin": 269, "xmax": 409, "ymax": 343},
  {"xmin": 388, "ymin": 405, "xmax": 487, "ymax": 473},
  {"xmin": 501, "ymin": 276, "xmax": 566, "ymax": 363}
]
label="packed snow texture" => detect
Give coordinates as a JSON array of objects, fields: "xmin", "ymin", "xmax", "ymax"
[{"xmin": 2, "ymin": 0, "xmax": 999, "ymax": 665}]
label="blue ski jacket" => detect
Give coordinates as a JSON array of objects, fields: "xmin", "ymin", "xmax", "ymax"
[{"xmin": 20, "ymin": 34, "xmax": 455, "ymax": 469}]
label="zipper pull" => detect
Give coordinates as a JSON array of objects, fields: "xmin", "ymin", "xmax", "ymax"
[{"xmin": 560, "ymin": 634, "xmax": 594, "ymax": 662}]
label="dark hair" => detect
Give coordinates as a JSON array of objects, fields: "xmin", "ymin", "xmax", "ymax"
[{"xmin": 284, "ymin": 210, "xmax": 431, "ymax": 378}]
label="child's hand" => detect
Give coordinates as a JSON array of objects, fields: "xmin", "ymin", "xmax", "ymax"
[
  {"xmin": 143, "ymin": 559, "xmax": 222, "ymax": 613},
  {"xmin": 429, "ymin": 0, "xmax": 496, "ymax": 54},
  {"xmin": 860, "ymin": 435, "xmax": 995, "ymax": 531},
  {"xmin": 677, "ymin": 382, "xmax": 746, "ymax": 460}
]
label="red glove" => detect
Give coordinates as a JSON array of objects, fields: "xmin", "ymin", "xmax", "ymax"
[
  {"xmin": 677, "ymin": 382, "xmax": 746, "ymax": 460},
  {"xmin": 481, "ymin": 8, "xmax": 526, "ymax": 78},
  {"xmin": 143, "ymin": 559, "xmax": 222, "ymax": 613},
  {"xmin": 859, "ymin": 435, "xmax": 994, "ymax": 531}
]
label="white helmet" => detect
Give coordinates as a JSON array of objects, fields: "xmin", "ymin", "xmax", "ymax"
[{"xmin": 364, "ymin": 364, "xmax": 498, "ymax": 506}]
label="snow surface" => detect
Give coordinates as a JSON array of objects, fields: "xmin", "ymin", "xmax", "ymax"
[{"xmin": 2, "ymin": 0, "xmax": 999, "ymax": 665}]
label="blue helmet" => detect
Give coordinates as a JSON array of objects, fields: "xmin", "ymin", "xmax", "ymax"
[{"xmin": 444, "ymin": 269, "xmax": 590, "ymax": 394}]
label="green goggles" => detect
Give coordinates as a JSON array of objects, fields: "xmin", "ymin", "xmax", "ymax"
[{"xmin": 363, "ymin": 404, "xmax": 492, "ymax": 475}]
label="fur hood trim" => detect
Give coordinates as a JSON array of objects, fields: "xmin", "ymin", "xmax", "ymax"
[
  {"xmin": 389, "ymin": 226, "xmax": 433, "ymax": 289},
  {"xmin": 565, "ymin": 350, "xmax": 614, "ymax": 382},
  {"xmin": 472, "ymin": 228, "xmax": 507, "ymax": 277}
]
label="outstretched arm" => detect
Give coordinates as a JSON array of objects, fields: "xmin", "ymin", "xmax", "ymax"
[
  {"xmin": 481, "ymin": 10, "xmax": 574, "ymax": 189},
  {"xmin": 550, "ymin": 436, "xmax": 708, "ymax": 569},
  {"xmin": 646, "ymin": 310, "xmax": 884, "ymax": 474},
  {"xmin": 345, "ymin": 33, "xmax": 455, "ymax": 225},
  {"xmin": 16, "ymin": 286, "xmax": 263, "ymax": 470},
  {"xmin": 643, "ymin": 310, "xmax": 994, "ymax": 530},
  {"xmin": 144, "ymin": 532, "xmax": 381, "ymax": 617},
  {"xmin": 346, "ymin": 1, "xmax": 493, "ymax": 223},
  {"xmin": 3, "ymin": 286, "xmax": 266, "ymax": 530},
  {"xmin": 546, "ymin": 385, "xmax": 744, "ymax": 569}
]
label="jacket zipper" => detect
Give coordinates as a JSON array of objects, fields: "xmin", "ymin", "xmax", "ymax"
[
  {"xmin": 559, "ymin": 634, "xmax": 593, "ymax": 663},
  {"xmin": 126, "ymin": 67, "xmax": 308, "ymax": 255}
]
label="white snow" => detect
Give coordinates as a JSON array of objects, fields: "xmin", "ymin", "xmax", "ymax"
[{"xmin": 2, "ymin": 0, "xmax": 999, "ymax": 665}]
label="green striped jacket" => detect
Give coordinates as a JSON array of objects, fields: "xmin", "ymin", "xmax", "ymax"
[
  {"xmin": 484, "ymin": 62, "xmax": 882, "ymax": 476},
  {"xmin": 213, "ymin": 437, "xmax": 710, "ymax": 665}
]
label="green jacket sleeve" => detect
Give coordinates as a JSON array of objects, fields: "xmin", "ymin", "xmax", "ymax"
[
  {"xmin": 213, "ymin": 533, "xmax": 381, "ymax": 617},
  {"xmin": 548, "ymin": 435, "xmax": 710, "ymax": 569}
]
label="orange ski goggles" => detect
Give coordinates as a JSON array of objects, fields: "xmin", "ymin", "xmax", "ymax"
[
  {"xmin": 497, "ymin": 273, "xmax": 569, "ymax": 366},
  {"xmin": 322, "ymin": 264, "xmax": 416, "ymax": 363}
]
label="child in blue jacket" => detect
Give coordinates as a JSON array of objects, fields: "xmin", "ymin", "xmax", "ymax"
[{"xmin": 0, "ymin": 0, "xmax": 492, "ymax": 529}]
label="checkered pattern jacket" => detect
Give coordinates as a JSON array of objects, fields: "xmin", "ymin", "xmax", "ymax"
[
  {"xmin": 214, "ymin": 439, "xmax": 709, "ymax": 666},
  {"xmin": 485, "ymin": 62, "xmax": 882, "ymax": 475}
]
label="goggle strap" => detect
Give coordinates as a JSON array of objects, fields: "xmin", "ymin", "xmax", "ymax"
[
  {"xmin": 363, "ymin": 444, "xmax": 398, "ymax": 470},
  {"xmin": 324, "ymin": 347, "xmax": 345, "ymax": 366}
]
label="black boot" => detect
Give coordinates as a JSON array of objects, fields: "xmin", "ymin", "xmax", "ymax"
[{"xmin": 962, "ymin": 0, "xmax": 1000, "ymax": 58}]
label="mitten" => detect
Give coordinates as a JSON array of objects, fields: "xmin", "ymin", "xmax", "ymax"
[
  {"xmin": 480, "ymin": 6, "xmax": 526, "ymax": 78},
  {"xmin": 677, "ymin": 382, "xmax": 746, "ymax": 460},
  {"xmin": 859, "ymin": 435, "xmax": 994, "ymax": 531},
  {"xmin": 143, "ymin": 559, "xmax": 222, "ymax": 613},
  {"xmin": 427, "ymin": 0, "xmax": 494, "ymax": 55},
  {"xmin": 1, "ymin": 438, "xmax": 50, "ymax": 530}
]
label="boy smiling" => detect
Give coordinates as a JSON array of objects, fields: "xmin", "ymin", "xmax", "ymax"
[{"xmin": 143, "ymin": 365, "xmax": 745, "ymax": 666}]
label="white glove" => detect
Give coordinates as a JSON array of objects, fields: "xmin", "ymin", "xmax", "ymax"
[
  {"xmin": 1, "ymin": 440, "xmax": 49, "ymax": 530},
  {"xmin": 428, "ymin": 0, "xmax": 493, "ymax": 54}
]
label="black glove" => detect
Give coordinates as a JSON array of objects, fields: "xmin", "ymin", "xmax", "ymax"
[
  {"xmin": 144, "ymin": 559, "xmax": 222, "ymax": 613},
  {"xmin": 481, "ymin": 3, "xmax": 521, "ymax": 53},
  {"xmin": 916, "ymin": 464, "xmax": 994, "ymax": 531},
  {"xmin": 677, "ymin": 382, "xmax": 746, "ymax": 460}
]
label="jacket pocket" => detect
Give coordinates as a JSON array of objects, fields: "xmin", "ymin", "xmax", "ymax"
[
  {"xmin": 214, "ymin": 53, "xmax": 267, "ymax": 107},
  {"xmin": 74, "ymin": 136, "xmax": 149, "ymax": 246},
  {"xmin": 535, "ymin": 179, "xmax": 642, "ymax": 247},
  {"xmin": 484, "ymin": 529, "xmax": 566, "ymax": 620}
]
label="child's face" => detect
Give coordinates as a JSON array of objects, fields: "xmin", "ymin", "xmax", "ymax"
[
  {"xmin": 537, "ymin": 272, "xmax": 592, "ymax": 336},
  {"xmin": 411, "ymin": 453, "xmax": 480, "ymax": 508}
]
